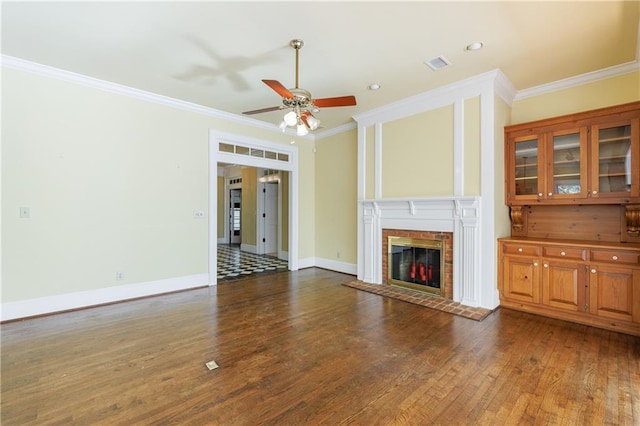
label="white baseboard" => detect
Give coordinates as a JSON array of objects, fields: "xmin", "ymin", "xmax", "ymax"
[
  {"xmin": 240, "ymin": 243, "xmax": 257, "ymax": 254},
  {"xmin": 217, "ymin": 237, "xmax": 226, "ymax": 244},
  {"xmin": 1, "ymin": 273, "xmax": 209, "ymax": 322},
  {"xmin": 298, "ymin": 257, "xmax": 316, "ymax": 269},
  {"xmin": 314, "ymin": 258, "xmax": 357, "ymax": 275},
  {"xmin": 279, "ymin": 250, "xmax": 289, "ymax": 261}
]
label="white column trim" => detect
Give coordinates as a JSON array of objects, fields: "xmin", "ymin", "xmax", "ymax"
[{"xmin": 374, "ymin": 122, "xmax": 383, "ymax": 199}]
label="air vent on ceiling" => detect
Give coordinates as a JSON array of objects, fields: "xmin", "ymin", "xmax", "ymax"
[{"xmin": 425, "ymin": 55, "xmax": 451, "ymax": 71}]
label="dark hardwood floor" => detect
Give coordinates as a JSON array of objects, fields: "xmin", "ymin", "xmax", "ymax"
[{"xmin": 2, "ymin": 268, "xmax": 639, "ymax": 425}]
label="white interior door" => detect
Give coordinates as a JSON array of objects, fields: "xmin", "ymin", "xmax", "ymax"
[
  {"xmin": 229, "ymin": 189, "xmax": 241, "ymax": 244},
  {"xmin": 263, "ymin": 182, "xmax": 278, "ymax": 255}
]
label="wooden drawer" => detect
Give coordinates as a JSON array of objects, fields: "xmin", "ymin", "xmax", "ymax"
[
  {"xmin": 590, "ymin": 249, "xmax": 640, "ymax": 266},
  {"xmin": 502, "ymin": 243, "xmax": 540, "ymax": 257},
  {"xmin": 542, "ymin": 246, "xmax": 587, "ymax": 261}
]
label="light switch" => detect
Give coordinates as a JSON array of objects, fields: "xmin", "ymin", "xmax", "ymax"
[
  {"xmin": 19, "ymin": 207, "xmax": 30, "ymax": 218},
  {"xmin": 193, "ymin": 210, "xmax": 205, "ymax": 218}
]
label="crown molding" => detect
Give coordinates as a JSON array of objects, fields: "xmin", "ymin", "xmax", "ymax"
[
  {"xmin": 353, "ymin": 69, "xmax": 515, "ymax": 127},
  {"xmin": 314, "ymin": 121, "xmax": 357, "ymax": 139},
  {"xmin": 514, "ymin": 60, "xmax": 640, "ymax": 101},
  {"xmin": 1, "ymin": 54, "xmax": 318, "ymax": 140}
]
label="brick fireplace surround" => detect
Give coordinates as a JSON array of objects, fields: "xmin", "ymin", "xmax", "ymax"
[
  {"xmin": 382, "ymin": 229, "xmax": 453, "ymax": 300},
  {"xmin": 358, "ymin": 197, "xmax": 498, "ymax": 309}
]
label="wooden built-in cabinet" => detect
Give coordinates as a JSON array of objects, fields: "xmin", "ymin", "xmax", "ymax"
[
  {"xmin": 506, "ymin": 102, "xmax": 639, "ymax": 206},
  {"xmin": 499, "ymin": 238, "xmax": 640, "ymax": 335},
  {"xmin": 500, "ymin": 102, "xmax": 640, "ymax": 336}
]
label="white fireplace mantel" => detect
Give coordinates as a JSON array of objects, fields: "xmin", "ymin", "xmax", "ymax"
[{"xmin": 358, "ymin": 196, "xmax": 489, "ymax": 308}]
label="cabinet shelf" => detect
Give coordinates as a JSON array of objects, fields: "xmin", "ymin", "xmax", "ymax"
[
  {"xmin": 598, "ymin": 136, "xmax": 631, "ymax": 144},
  {"xmin": 598, "ymin": 172, "xmax": 628, "ymax": 178},
  {"xmin": 515, "ymin": 176, "xmax": 538, "ymax": 181}
]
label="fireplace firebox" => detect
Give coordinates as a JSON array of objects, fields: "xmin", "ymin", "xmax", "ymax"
[{"xmin": 388, "ymin": 236, "xmax": 444, "ymax": 296}]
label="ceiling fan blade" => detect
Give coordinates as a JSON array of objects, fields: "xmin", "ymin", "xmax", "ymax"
[
  {"xmin": 313, "ymin": 95, "xmax": 357, "ymax": 108},
  {"xmin": 242, "ymin": 106, "xmax": 282, "ymax": 115},
  {"xmin": 262, "ymin": 79, "xmax": 294, "ymax": 99}
]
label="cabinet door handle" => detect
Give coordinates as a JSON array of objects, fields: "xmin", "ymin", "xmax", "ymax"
[
  {"xmin": 611, "ymin": 255, "xmax": 618, "ymax": 261},
  {"xmin": 548, "ymin": 192, "xmax": 553, "ymax": 196},
  {"xmin": 538, "ymin": 193, "xmax": 543, "ymax": 197},
  {"xmin": 543, "ymin": 263, "xmax": 549, "ymax": 268},
  {"xmin": 560, "ymin": 251, "xmax": 566, "ymax": 256},
  {"xmin": 592, "ymin": 190, "xmax": 598, "ymax": 195},
  {"xmin": 518, "ymin": 248, "xmax": 523, "ymax": 253},
  {"xmin": 533, "ymin": 262, "xmax": 539, "ymax": 267},
  {"xmin": 591, "ymin": 269, "xmax": 597, "ymax": 274}
]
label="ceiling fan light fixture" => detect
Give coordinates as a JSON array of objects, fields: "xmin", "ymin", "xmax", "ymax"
[
  {"xmin": 284, "ymin": 110, "xmax": 298, "ymax": 126},
  {"xmin": 296, "ymin": 122, "xmax": 309, "ymax": 136},
  {"xmin": 278, "ymin": 120, "xmax": 288, "ymax": 132},
  {"xmin": 306, "ymin": 115, "xmax": 320, "ymax": 130}
]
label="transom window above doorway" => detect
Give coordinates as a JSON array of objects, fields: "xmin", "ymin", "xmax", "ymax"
[{"xmin": 219, "ymin": 142, "xmax": 289, "ymax": 162}]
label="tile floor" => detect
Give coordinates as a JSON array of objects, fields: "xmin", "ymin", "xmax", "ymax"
[{"xmin": 217, "ymin": 244, "xmax": 289, "ymax": 282}]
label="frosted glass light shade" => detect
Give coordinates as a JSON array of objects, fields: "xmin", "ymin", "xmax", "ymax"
[
  {"xmin": 306, "ymin": 116, "xmax": 320, "ymax": 130},
  {"xmin": 296, "ymin": 123, "xmax": 308, "ymax": 136},
  {"xmin": 284, "ymin": 111, "xmax": 297, "ymax": 126}
]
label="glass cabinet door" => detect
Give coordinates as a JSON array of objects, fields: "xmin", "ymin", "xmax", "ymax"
[
  {"xmin": 549, "ymin": 128, "xmax": 587, "ymax": 199},
  {"xmin": 512, "ymin": 136, "xmax": 541, "ymax": 200},
  {"xmin": 591, "ymin": 122, "xmax": 633, "ymax": 198}
]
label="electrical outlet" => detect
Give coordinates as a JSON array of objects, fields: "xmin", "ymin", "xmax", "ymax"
[
  {"xmin": 337, "ymin": 251, "xmax": 341, "ymax": 259},
  {"xmin": 19, "ymin": 207, "xmax": 30, "ymax": 218},
  {"xmin": 116, "ymin": 271, "xmax": 125, "ymax": 281}
]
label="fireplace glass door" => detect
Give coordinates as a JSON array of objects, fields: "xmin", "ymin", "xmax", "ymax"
[{"xmin": 388, "ymin": 237, "xmax": 443, "ymax": 295}]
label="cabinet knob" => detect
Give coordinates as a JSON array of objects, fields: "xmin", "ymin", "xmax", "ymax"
[
  {"xmin": 560, "ymin": 251, "xmax": 566, "ymax": 256},
  {"xmin": 592, "ymin": 190, "xmax": 598, "ymax": 195},
  {"xmin": 591, "ymin": 269, "xmax": 597, "ymax": 274},
  {"xmin": 533, "ymin": 262, "xmax": 539, "ymax": 267},
  {"xmin": 543, "ymin": 263, "xmax": 549, "ymax": 268},
  {"xmin": 518, "ymin": 248, "xmax": 523, "ymax": 253},
  {"xmin": 612, "ymin": 255, "xmax": 618, "ymax": 261},
  {"xmin": 538, "ymin": 193, "xmax": 543, "ymax": 197},
  {"xmin": 548, "ymin": 192, "xmax": 553, "ymax": 196}
]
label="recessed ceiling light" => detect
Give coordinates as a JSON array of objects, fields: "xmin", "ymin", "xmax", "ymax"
[
  {"xmin": 465, "ymin": 42, "xmax": 484, "ymax": 51},
  {"xmin": 368, "ymin": 83, "xmax": 381, "ymax": 90}
]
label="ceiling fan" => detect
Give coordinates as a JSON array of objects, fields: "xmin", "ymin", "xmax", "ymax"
[{"xmin": 242, "ymin": 39, "xmax": 357, "ymax": 135}]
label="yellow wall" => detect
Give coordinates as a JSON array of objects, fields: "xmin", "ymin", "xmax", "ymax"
[
  {"xmin": 240, "ymin": 167, "xmax": 257, "ymax": 247},
  {"xmin": 2, "ymin": 67, "xmax": 315, "ymax": 303},
  {"xmin": 494, "ymin": 95, "xmax": 512, "ymax": 239},
  {"xmin": 464, "ymin": 97, "xmax": 481, "ymax": 195},
  {"xmin": 382, "ymin": 105, "xmax": 454, "ymax": 197},
  {"xmin": 511, "ymin": 71, "xmax": 640, "ymax": 125},
  {"xmin": 217, "ymin": 176, "xmax": 224, "ymax": 239},
  {"xmin": 314, "ymin": 128, "xmax": 358, "ymax": 263}
]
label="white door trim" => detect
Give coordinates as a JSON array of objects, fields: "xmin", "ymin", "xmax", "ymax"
[{"xmin": 208, "ymin": 130, "xmax": 299, "ymax": 286}]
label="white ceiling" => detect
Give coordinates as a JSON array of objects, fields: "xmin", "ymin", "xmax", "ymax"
[{"xmin": 2, "ymin": 1, "xmax": 639, "ymax": 131}]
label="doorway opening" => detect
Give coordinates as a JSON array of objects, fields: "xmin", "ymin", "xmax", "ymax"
[{"xmin": 209, "ymin": 130, "xmax": 299, "ymax": 286}]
